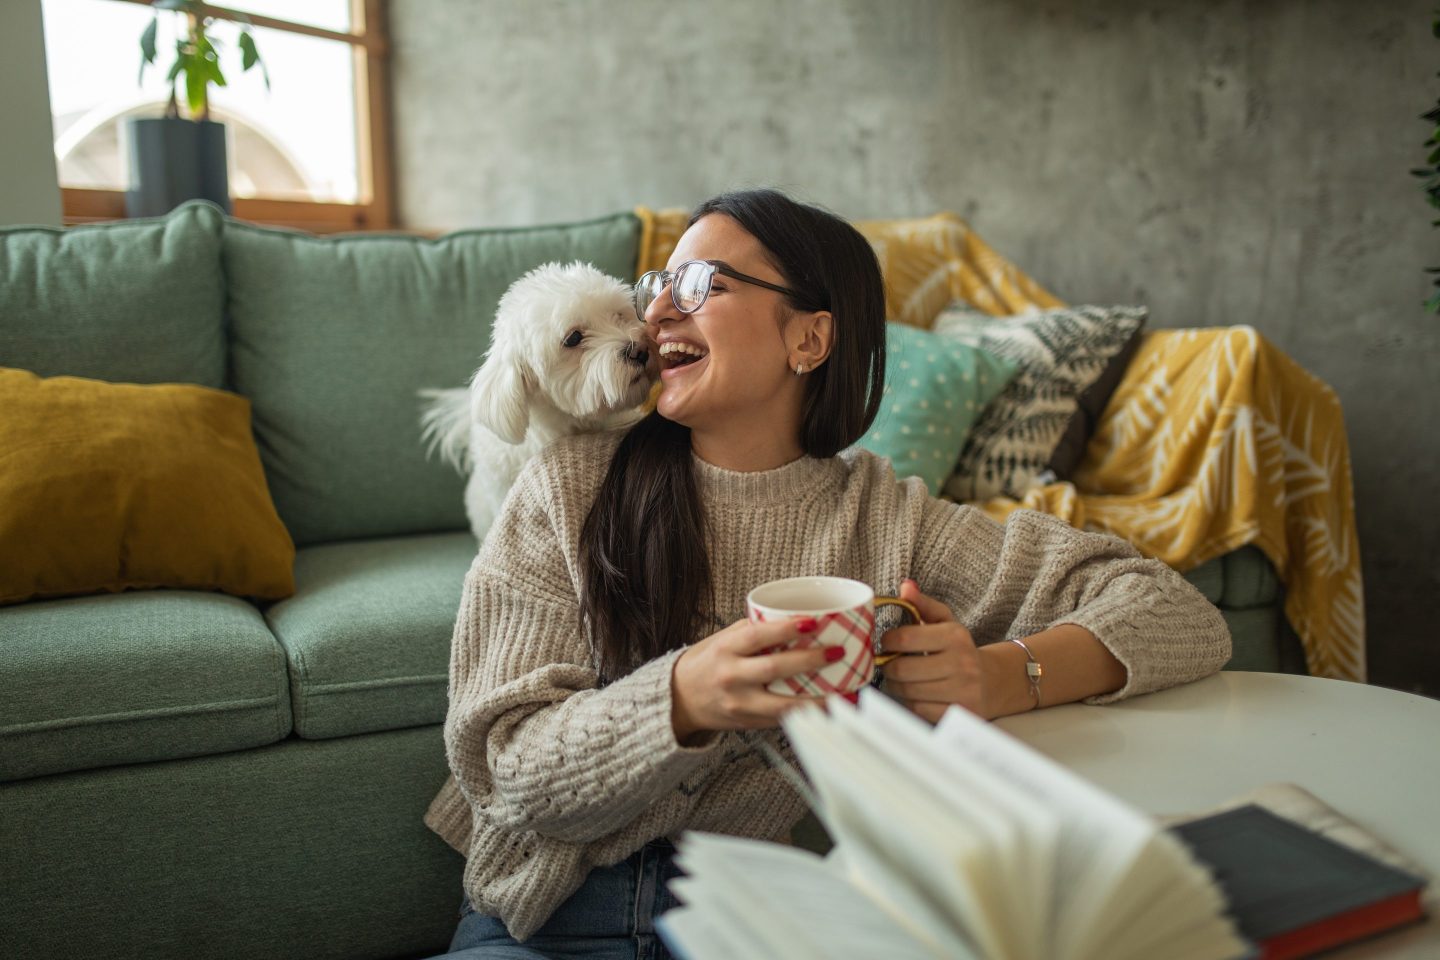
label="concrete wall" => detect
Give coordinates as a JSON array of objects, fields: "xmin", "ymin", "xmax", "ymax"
[
  {"xmin": 390, "ymin": 0, "xmax": 1440, "ymax": 695},
  {"xmin": 0, "ymin": 0, "xmax": 61, "ymax": 227}
]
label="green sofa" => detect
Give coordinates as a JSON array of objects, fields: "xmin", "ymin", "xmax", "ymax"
[{"xmin": 0, "ymin": 202, "xmax": 1300, "ymax": 960}]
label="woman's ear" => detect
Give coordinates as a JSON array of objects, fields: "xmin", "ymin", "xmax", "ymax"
[
  {"xmin": 469, "ymin": 348, "xmax": 533, "ymax": 443},
  {"xmin": 789, "ymin": 311, "xmax": 835, "ymax": 372}
]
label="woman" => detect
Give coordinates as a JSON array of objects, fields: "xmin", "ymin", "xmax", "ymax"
[{"xmin": 422, "ymin": 189, "xmax": 1230, "ymax": 958}]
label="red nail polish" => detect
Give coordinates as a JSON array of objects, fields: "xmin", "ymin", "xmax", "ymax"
[
  {"xmin": 823, "ymin": 645, "xmax": 845, "ymax": 663},
  {"xmin": 796, "ymin": 617, "xmax": 818, "ymax": 634}
]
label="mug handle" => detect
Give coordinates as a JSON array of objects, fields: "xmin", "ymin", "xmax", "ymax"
[{"xmin": 872, "ymin": 596, "xmax": 924, "ymax": 666}]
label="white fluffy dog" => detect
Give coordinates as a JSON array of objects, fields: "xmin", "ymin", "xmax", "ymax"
[{"xmin": 420, "ymin": 261, "xmax": 655, "ymax": 541}]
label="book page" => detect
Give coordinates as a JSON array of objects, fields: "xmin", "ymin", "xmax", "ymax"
[
  {"xmin": 657, "ymin": 906, "xmax": 764, "ymax": 959},
  {"xmin": 785, "ymin": 705, "xmax": 1003, "ymax": 958},
  {"xmin": 1081, "ymin": 836, "xmax": 1245, "ymax": 960},
  {"xmin": 932, "ymin": 705, "xmax": 1238, "ymax": 960},
  {"xmin": 826, "ymin": 706, "xmax": 1033, "ymax": 957},
  {"xmin": 848, "ymin": 691, "xmax": 1061, "ymax": 957},
  {"xmin": 668, "ymin": 833, "xmax": 949, "ymax": 960}
]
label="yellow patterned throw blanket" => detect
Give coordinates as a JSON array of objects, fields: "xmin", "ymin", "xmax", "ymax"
[{"xmin": 633, "ymin": 207, "xmax": 1365, "ymax": 681}]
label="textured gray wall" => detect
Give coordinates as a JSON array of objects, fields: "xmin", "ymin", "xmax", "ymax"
[
  {"xmin": 390, "ymin": 0, "xmax": 1440, "ymax": 695},
  {"xmin": 0, "ymin": 0, "xmax": 62, "ymax": 227}
]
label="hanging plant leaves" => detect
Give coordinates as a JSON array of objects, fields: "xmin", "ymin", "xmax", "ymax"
[
  {"xmin": 137, "ymin": 1, "xmax": 270, "ymax": 123},
  {"xmin": 138, "ymin": 16, "xmax": 158, "ymax": 84},
  {"xmin": 237, "ymin": 31, "xmax": 271, "ymax": 90},
  {"xmin": 238, "ymin": 31, "xmax": 259, "ymax": 71}
]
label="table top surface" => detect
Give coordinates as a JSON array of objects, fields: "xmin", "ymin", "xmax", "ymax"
[{"xmin": 995, "ymin": 671, "xmax": 1440, "ymax": 959}]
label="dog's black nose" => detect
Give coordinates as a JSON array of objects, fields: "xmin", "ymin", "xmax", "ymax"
[{"xmin": 625, "ymin": 343, "xmax": 649, "ymax": 366}]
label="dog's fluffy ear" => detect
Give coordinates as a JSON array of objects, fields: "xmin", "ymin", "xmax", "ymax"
[{"xmin": 470, "ymin": 350, "xmax": 533, "ymax": 444}]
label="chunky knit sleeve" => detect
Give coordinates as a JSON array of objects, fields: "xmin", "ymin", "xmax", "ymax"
[
  {"xmin": 907, "ymin": 493, "xmax": 1231, "ymax": 703},
  {"xmin": 442, "ymin": 454, "xmax": 717, "ymax": 845}
]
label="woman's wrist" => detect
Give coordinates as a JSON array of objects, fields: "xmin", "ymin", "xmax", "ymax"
[
  {"xmin": 977, "ymin": 641, "xmax": 1040, "ymax": 719},
  {"xmin": 980, "ymin": 625, "xmax": 1126, "ymax": 719},
  {"xmin": 669, "ymin": 648, "xmax": 703, "ymax": 744}
]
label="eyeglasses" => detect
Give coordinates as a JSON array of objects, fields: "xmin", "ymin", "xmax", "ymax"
[{"xmin": 634, "ymin": 259, "xmax": 800, "ymax": 316}]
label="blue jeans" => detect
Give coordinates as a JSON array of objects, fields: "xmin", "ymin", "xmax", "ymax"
[{"xmin": 428, "ymin": 839, "xmax": 684, "ymax": 959}]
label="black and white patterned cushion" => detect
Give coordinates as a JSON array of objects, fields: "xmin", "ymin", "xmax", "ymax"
[{"xmin": 935, "ymin": 303, "xmax": 1148, "ymax": 501}]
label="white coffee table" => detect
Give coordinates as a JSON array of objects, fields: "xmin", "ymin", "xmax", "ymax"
[{"xmin": 995, "ymin": 671, "xmax": 1440, "ymax": 958}]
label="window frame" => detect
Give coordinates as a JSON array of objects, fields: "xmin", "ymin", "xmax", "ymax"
[{"xmin": 59, "ymin": 0, "xmax": 394, "ymax": 232}]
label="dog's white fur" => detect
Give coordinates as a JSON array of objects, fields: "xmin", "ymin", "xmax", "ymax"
[{"xmin": 419, "ymin": 261, "xmax": 654, "ymax": 541}]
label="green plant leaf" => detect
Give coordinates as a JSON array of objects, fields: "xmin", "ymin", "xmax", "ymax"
[
  {"xmin": 138, "ymin": 17, "xmax": 159, "ymax": 86},
  {"xmin": 239, "ymin": 31, "xmax": 260, "ymax": 71},
  {"xmin": 1428, "ymin": 145, "xmax": 1440, "ymax": 164},
  {"xmin": 186, "ymin": 59, "xmax": 207, "ymax": 117},
  {"xmin": 238, "ymin": 32, "xmax": 271, "ymax": 90},
  {"xmin": 140, "ymin": 16, "xmax": 158, "ymax": 64},
  {"xmin": 1425, "ymin": 291, "xmax": 1440, "ymax": 312}
]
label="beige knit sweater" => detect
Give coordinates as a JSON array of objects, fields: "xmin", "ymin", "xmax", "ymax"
[{"xmin": 423, "ymin": 430, "xmax": 1231, "ymax": 940}]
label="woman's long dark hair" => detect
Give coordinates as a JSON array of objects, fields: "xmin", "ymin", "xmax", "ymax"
[{"xmin": 579, "ymin": 189, "xmax": 886, "ymax": 681}]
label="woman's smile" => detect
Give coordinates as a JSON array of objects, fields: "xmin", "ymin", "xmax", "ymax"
[{"xmin": 657, "ymin": 339, "xmax": 710, "ymax": 380}]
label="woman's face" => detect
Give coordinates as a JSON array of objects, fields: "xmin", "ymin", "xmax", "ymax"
[{"xmin": 643, "ymin": 214, "xmax": 809, "ymax": 440}]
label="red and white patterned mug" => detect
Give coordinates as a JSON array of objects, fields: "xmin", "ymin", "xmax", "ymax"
[{"xmin": 746, "ymin": 576, "xmax": 923, "ymax": 701}]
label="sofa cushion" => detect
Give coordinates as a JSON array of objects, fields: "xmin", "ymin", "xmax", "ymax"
[
  {"xmin": 936, "ymin": 303, "xmax": 1149, "ymax": 501},
  {"xmin": 0, "ymin": 590, "xmax": 292, "ymax": 782},
  {"xmin": 264, "ymin": 532, "xmax": 477, "ymax": 740},
  {"xmin": 856, "ymin": 322, "xmax": 1018, "ymax": 495},
  {"xmin": 0, "ymin": 200, "xmax": 226, "ymax": 388},
  {"xmin": 0, "ymin": 368, "xmax": 294, "ymax": 607},
  {"xmin": 1181, "ymin": 558, "xmax": 1224, "ymax": 604},
  {"xmin": 1181, "ymin": 546, "xmax": 1279, "ymax": 611},
  {"xmin": 1217, "ymin": 545, "xmax": 1280, "ymax": 609},
  {"xmin": 223, "ymin": 212, "xmax": 642, "ymax": 546},
  {"xmin": 0, "ymin": 726, "xmax": 461, "ymax": 960},
  {"xmin": 1220, "ymin": 605, "xmax": 1282, "ymax": 673}
]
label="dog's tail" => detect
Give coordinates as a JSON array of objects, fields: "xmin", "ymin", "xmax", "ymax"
[{"xmin": 418, "ymin": 387, "xmax": 472, "ymax": 473}]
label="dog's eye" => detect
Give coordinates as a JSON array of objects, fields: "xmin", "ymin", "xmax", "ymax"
[{"xmin": 562, "ymin": 330, "xmax": 583, "ymax": 349}]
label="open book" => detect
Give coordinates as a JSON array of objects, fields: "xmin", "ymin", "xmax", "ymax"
[{"xmin": 660, "ymin": 691, "xmax": 1251, "ymax": 960}]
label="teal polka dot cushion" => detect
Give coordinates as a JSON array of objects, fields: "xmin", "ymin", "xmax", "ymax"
[{"xmin": 855, "ymin": 322, "xmax": 1019, "ymax": 495}]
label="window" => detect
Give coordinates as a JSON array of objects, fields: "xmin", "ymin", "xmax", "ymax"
[{"xmin": 42, "ymin": 0, "xmax": 393, "ymax": 231}]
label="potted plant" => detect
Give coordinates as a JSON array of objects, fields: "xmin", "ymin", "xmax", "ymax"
[{"xmin": 127, "ymin": 0, "xmax": 269, "ymax": 217}]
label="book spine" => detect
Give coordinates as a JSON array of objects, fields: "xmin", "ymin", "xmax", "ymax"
[{"xmin": 1263, "ymin": 891, "xmax": 1427, "ymax": 960}]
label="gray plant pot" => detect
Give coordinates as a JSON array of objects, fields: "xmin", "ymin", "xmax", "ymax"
[{"xmin": 125, "ymin": 116, "xmax": 232, "ymax": 217}]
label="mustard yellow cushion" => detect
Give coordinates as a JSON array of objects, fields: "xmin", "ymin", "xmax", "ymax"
[{"xmin": 0, "ymin": 368, "xmax": 295, "ymax": 606}]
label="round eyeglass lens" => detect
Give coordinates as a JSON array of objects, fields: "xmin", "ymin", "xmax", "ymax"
[
  {"xmin": 672, "ymin": 261, "xmax": 714, "ymax": 313},
  {"xmin": 635, "ymin": 272, "xmax": 664, "ymax": 314}
]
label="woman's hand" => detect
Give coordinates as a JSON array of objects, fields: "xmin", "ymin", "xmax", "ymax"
[
  {"xmin": 880, "ymin": 580, "xmax": 991, "ymax": 723},
  {"xmin": 670, "ymin": 617, "xmax": 836, "ymax": 744}
]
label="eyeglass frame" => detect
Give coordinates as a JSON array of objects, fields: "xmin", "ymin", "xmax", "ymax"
[{"xmin": 635, "ymin": 259, "xmax": 801, "ymax": 316}]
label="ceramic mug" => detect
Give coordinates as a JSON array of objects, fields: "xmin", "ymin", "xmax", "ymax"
[{"xmin": 745, "ymin": 576, "xmax": 922, "ymax": 700}]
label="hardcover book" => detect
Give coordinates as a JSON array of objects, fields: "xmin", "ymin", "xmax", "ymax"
[
  {"xmin": 1173, "ymin": 805, "xmax": 1427, "ymax": 960},
  {"xmin": 658, "ymin": 692, "xmax": 1429, "ymax": 960}
]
